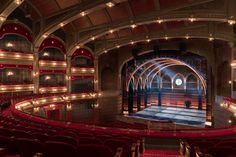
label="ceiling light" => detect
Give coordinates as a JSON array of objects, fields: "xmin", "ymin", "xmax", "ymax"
[
  {"xmin": 209, "ymin": 37, "xmax": 214, "ymax": 41},
  {"xmin": 43, "ymin": 52, "xmax": 49, "ymax": 56},
  {"xmin": 91, "ymin": 36, "xmax": 95, "ymax": 40},
  {"xmin": 59, "ymin": 23, "xmax": 65, "ymax": 27},
  {"xmin": 146, "ymin": 39, "xmax": 150, "ymax": 43},
  {"xmin": 104, "ymin": 50, "xmax": 107, "ymax": 53},
  {"xmin": 6, "ymin": 42, "xmax": 13, "ymax": 47},
  {"xmin": 80, "ymin": 12, "xmax": 86, "ymax": 16},
  {"xmin": 0, "ymin": 16, "xmax": 6, "ymax": 22},
  {"xmin": 76, "ymin": 45, "xmax": 80, "ymax": 49},
  {"xmin": 7, "ymin": 71, "xmax": 14, "ymax": 76},
  {"xmin": 228, "ymin": 20, "xmax": 236, "ymax": 25},
  {"xmin": 130, "ymin": 24, "xmax": 136, "ymax": 29},
  {"xmin": 109, "ymin": 29, "xmax": 114, "ymax": 33},
  {"xmin": 185, "ymin": 34, "xmax": 189, "ymax": 39},
  {"xmin": 130, "ymin": 41, "xmax": 134, "ymax": 45},
  {"xmin": 157, "ymin": 19, "xmax": 163, "ymax": 24},
  {"xmin": 45, "ymin": 76, "xmax": 51, "ymax": 80},
  {"xmin": 42, "ymin": 34, "xmax": 48, "ymax": 39},
  {"xmin": 164, "ymin": 36, "xmax": 169, "ymax": 40},
  {"xmin": 116, "ymin": 45, "xmax": 120, "ymax": 48},
  {"xmin": 14, "ymin": 0, "xmax": 23, "ymax": 5},
  {"xmin": 106, "ymin": 2, "xmax": 114, "ymax": 8},
  {"xmin": 189, "ymin": 18, "xmax": 196, "ymax": 22}
]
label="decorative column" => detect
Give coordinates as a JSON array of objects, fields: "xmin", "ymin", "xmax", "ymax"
[
  {"xmin": 66, "ymin": 55, "xmax": 71, "ymax": 93},
  {"xmin": 94, "ymin": 55, "xmax": 99, "ymax": 92},
  {"xmin": 230, "ymin": 42, "xmax": 236, "ymax": 98},
  {"xmin": 33, "ymin": 51, "xmax": 39, "ymax": 94}
]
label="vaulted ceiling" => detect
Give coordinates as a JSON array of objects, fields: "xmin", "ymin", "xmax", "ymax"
[{"xmin": 0, "ymin": 0, "xmax": 235, "ymax": 55}]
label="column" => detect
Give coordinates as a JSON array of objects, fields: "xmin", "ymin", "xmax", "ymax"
[
  {"xmin": 230, "ymin": 42, "xmax": 236, "ymax": 98},
  {"xmin": 94, "ymin": 55, "xmax": 99, "ymax": 92},
  {"xmin": 33, "ymin": 52, "xmax": 39, "ymax": 94},
  {"xmin": 66, "ymin": 56, "xmax": 71, "ymax": 93}
]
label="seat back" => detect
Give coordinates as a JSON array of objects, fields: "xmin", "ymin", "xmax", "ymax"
[
  {"xmin": 104, "ymin": 139, "xmax": 131, "ymax": 157},
  {"xmin": 79, "ymin": 137, "xmax": 103, "ymax": 145},
  {"xmin": 77, "ymin": 144, "xmax": 113, "ymax": 157},
  {"xmin": 15, "ymin": 138, "xmax": 44, "ymax": 157},
  {"xmin": 44, "ymin": 141, "xmax": 78, "ymax": 157},
  {"xmin": 51, "ymin": 135, "xmax": 78, "ymax": 146}
]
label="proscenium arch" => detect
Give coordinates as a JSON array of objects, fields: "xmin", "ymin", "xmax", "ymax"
[{"xmin": 126, "ymin": 58, "xmax": 206, "ymax": 94}]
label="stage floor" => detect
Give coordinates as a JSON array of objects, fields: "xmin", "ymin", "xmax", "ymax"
[{"xmin": 132, "ymin": 106, "xmax": 206, "ymax": 127}]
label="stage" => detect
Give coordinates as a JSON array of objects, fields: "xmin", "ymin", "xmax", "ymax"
[{"xmin": 131, "ymin": 106, "xmax": 206, "ymax": 128}]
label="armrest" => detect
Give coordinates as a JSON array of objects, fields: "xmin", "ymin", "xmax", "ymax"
[
  {"xmin": 140, "ymin": 137, "xmax": 145, "ymax": 153},
  {"xmin": 195, "ymin": 146, "xmax": 204, "ymax": 157},
  {"xmin": 179, "ymin": 139, "xmax": 185, "ymax": 155},
  {"xmin": 114, "ymin": 147, "xmax": 123, "ymax": 157},
  {"xmin": 0, "ymin": 148, "xmax": 5, "ymax": 157},
  {"xmin": 185, "ymin": 143, "xmax": 192, "ymax": 157},
  {"xmin": 131, "ymin": 143, "xmax": 136, "ymax": 157}
]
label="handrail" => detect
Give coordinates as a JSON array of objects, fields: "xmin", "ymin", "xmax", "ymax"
[{"xmin": 9, "ymin": 95, "xmax": 236, "ymax": 138}]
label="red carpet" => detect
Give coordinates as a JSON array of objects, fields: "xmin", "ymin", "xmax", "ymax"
[{"xmin": 141, "ymin": 149, "xmax": 183, "ymax": 157}]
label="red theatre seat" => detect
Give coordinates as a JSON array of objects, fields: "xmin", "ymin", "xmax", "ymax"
[
  {"xmin": 15, "ymin": 138, "xmax": 44, "ymax": 157},
  {"xmin": 77, "ymin": 144, "xmax": 115, "ymax": 157},
  {"xmin": 44, "ymin": 141, "xmax": 78, "ymax": 157}
]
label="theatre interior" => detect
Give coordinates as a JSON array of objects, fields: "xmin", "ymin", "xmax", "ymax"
[{"xmin": 1, "ymin": 0, "xmax": 236, "ymax": 157}]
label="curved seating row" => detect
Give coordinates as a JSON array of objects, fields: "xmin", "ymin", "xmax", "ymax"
[
  {"xmin": 180, "ymin": 138, "xmax": 236, "ymax": 157},
  {"xmin": 0, "ymin": 115, "xmax": 144, "ymax": 157}
]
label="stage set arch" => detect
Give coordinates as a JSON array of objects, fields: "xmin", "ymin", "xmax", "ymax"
[{"xmin": 121, "ymin": 51, "xmax": 209, "ymax": 127}]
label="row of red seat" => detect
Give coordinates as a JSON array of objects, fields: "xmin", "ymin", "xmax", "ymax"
[
  {"xmin": 103, "ymin": 121, "xmax": 148, "ymax": 130},
  {"xmin": 180, "ymin": 137, "xmax": 236, "ymax": 157},
  {"xmin": 0, "ymin": 115, "xmax": 144, "ymax": 157}
]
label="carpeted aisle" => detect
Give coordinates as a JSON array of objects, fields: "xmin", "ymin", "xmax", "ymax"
[{"xmin": 141, "ymin": 149, "xmax": 183, "ymax": 157}]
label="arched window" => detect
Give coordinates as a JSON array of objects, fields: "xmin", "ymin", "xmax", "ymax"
[
  {"xmin": 151, "ymin": 75, "xmax": 160, "ymax": 92},
  {"xmin": 186, "ymin": 74, "xmax": 198, "ymax": 90},
  {"xmin": 173, "ymin": 74, "xmax": 184, "ymax": 90}
]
